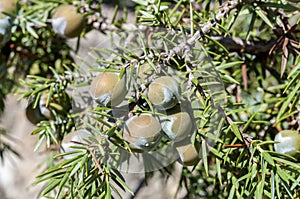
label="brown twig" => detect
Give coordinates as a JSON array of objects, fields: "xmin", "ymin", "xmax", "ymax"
[
  {"xmin": 213, "ymin": 36, "xmax": 277, "ymax": 54},
  {"xmin": 90, "ymin": 148, "xmax": 103, "ymax": 173}
]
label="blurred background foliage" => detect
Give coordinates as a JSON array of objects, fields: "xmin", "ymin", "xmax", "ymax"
[{"xmin": 0, "ymin": 0, "xmax": 299, "ymax": 198}]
